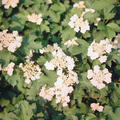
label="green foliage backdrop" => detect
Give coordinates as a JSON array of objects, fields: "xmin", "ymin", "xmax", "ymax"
[{"xmin": 0, "ymin": 0, "xmax": 120, "ymax": 120}]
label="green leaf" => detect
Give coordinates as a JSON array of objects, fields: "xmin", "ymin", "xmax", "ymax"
[
  {"xmin": 107, "ymin": 22, "xmax": 120, "ymax": 32},
  {"xmin": 86, "ymin": 113, "xmax": 96, "ymax": 120},
  {"xmin": 50, "ymin": 23, "xmax": 62, "ymax": 34},
  {"xmin": 39, "ymin": 70, "xmax": 57, "ymax": 88},
  {"xmin": 68, "ymin": 39, "xmax": 89, "ymax": 56},
  {"xmin": 92, "ymin": 0, "xmax": 115, "ymax": 10},
  {"xmin": 50, "ymin": 3, "xmax": 66, "ymax": 14},
  {"xmin": 19, "ymin": 34, "xmax": 43, "ymax": 56},
  {"xmin": 0, "ymin": 99, "xmax": 10, "ymax": 107},
  {"xmin": 48, "ymin": 11, "xmax": 60, "ymax": 23},
  {"xmin": 4, "ymin": 67, "xmax": 25, "ymax": 92},
  {"xmin": 106, "ymin": 27, "xmax": 116, "ymax": 38},
  {"xmin": 97, "ymin": 22, "xmax": 106, "ymax": 31},
  {"xmin": 10, "ymin": 10, "xmax": 28, "ymax": 32},
  {"xmin": 14, "ymin": 100, "xmax": 36, "ymax": 120},
  {"xmin": 93, "ymin": 30, "xmax": 106, "ymax": 42},
  {"xmin": 0, "ymin": 49, "xmax": 17, "ymax": 68},
  {"xmin": 61, "ymin": 27, "xmax": 76, "ymax": 41}
]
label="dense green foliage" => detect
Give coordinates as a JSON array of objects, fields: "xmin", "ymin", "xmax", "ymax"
[{"xmin": 0, "ymin": 0, "xmax": 120, "ymax": 120}]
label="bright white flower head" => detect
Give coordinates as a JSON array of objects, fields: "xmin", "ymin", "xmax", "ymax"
[
  {"xmin": 73, "ymin": 1, "xmax": 86, "ymax": 9},
  {"xmin": 44, "ymin": 61, "xmax": 55, "ymax": 70},
  {"xmin": 57, "ymin": 68, "xmax": 63, "ymax": 76},
  {"xmin": 90, "ymin": 103, "xmax": 104, "ymax": 112},
  {"xmin": 87, "ymin": 65, "xmax": 112, "ymax": 90},
  {"xmin": 19, "ymin": 60, "xmax": 41, "ymax": 84},
  {"xmin": 68, "ymin": 7, "xmax": 95, "ymax": 34},
  {"xmin": 87, "ymin": 39, "xmax": 113, "ymax": 63},
  {"xmin": 27, "ymin": 13, "xmax": 43, "ymax": 25},
  {"xmin": 42, "ymin": 43, "xmax": 75, "ymax": 71},
  {"xmin": 98, "ymin": 55, "xmax": 107, "ymax": 63},
  {"xmin": 3, "ymin": 62, "xmax": 15, "ymax": 76},
  {"xmin": 68, "ymin": 14, "xmax": 90, "ymax": 34},
  {"xmin": 47, "ymin": 0, "xmax": 52, "ymax": 4},
  {"xmin": 40, "ymin": 43, "xmax": 78, "ymax": 107},
  {"xmin": 64, "ymin": 37, "xmax": 78, "ymax": 47},
  {"xmin": 39, "ymin": 85, "xmax": 55, "ymax": 101},
  {"xmin": 54, "ymin": 77, "xmax": 64, "ymax": 88},
  {"xmin": 2, "ymin": 0, "xmax": 19, "ymax": 9},
  {"xmin": 0, "ymin": 30, "xmax": 22, "ymax": 52}
]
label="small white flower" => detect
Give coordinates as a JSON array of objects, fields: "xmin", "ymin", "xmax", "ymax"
[
  {"xmin": 44, "ymin": 61, "xmax": 55, "ymax": 70},
  {"xmin": 54, "ymin": 77, "xmax": 64, "ymax": 88},
  {"xmin": 93, "ymin": 65, "xmax": 100, "ymax": 73},
  {"xmin": 73, "ymin": 1, "xmax": 86, "ymax": 9},
  {"xmin": 19, "ymin": 60, "xmax": 41, "ymax": 84},
  {"xmin": 99, "ymin": 55, "xmax": 107, "ymax": 63},
  {"xmin": 80, "ymin": 20, "xmax": 90, "ymax": 34},
  {"xmin": 90, "ymin": 103, "xmax": 104, "ymax": 112},
  {"xmin": 2, "ymin": 0, "xmax": 19, "ymax": 9},
  {"xmin": 68, "ymin": 21, "xmax": 74, "ymax": 28},
  {"xmin": 87, "ymin": 65, "xmax": 112, "ymax": 90},
  {"xmin": 64, "ymin": 37, "xmax": 78, "ymax": 47},
  {"xmin": 87, "ymin": 39, "xmax": 113, "ymax": 62},
  {"xmin": 3, "ymin": 62, "xmax": 15, "ymax": 76},
  {"xmin": 57, "ymin": 68, "xmax": 63, "ymax": 76},
  {"xmin": 87, "ymin": 70, "xmax": 93, "ymax": 79},
  {"xmin": 0, "ymin": 30, "xmax": 22, "ymax": 52},
  {"xmin": 27, "ymin": 13, "xmax": 43, "ymax": 25},
  {"xmin": 25, "ymin": 79, "xmax": 31, "ymax": 84}
]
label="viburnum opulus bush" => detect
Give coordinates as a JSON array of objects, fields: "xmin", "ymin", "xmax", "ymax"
[{"xmin": 0, "ymin": 0, "xmax": 120, "ymax": 120}]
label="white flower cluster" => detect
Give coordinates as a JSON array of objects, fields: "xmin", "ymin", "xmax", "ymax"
[
  {"xmin": 87, "ymin": 65, "xmax": 112, "ymax": 90},
  {"xmin": 64, "ymin": 37, "xmax": 78, "ymax": 47},
  {"xmin": 27, "ymin": 13, "xmax": 43, "ymax": 25},
  {"xmin": 0, "ymin": 30, "xmax": 22, "ymax": 52},
  {"xmin": 90, "ymin": 103, "xmax": 104, "ymax": 112},
  {"xmin": 2, "ymin": 0, "xmax": 19, "ymax": 9},
  {"xmin": 3, "ymin": 62, "xmax": 15, "ymax": 76},
  {"xmin": 87, "ymin": 39, "xmax": 113, "ymax": 63},
  {"xmin": 68, "ymin": 8, "xmax": 95, "ymax": 33},
  {"xmin": 39, "ymin": 44, "xmax": 79, "ymax": 107},
  {"xmin": 43, "ymin": 43, "xmax": 75, "ymax": 71},
  {"xmin": 47, "ymin": 0, "xmax": 52, "ymax": 4},
  {"xmin": 19, "ymin": 60, "xmax": 41, "ymax": 84},
  {"xmin": 73, "ymin": 1, "xmax": 86, "ymax": 9}
]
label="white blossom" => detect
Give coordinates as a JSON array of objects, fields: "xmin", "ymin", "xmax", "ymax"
[
  {"xmin": 39, "ymin": 85, "xmax": 55, "ymax": 101},
  {"xmin": 0, "ymin": 30, "xmax": 22, "ymax": 52},
  {"xmin": 68, "ymin": 14, "xmax": 90, "ymax": 34},
  {"xmin": 68, "ymin": 6, "xmax": 95, "ymax": 34},
  {"xmin": 57, "ymin": 68, "xmax": 63, "ymax": 76},
  {"xmin": 39, "ymin": 43, "xmax": 78, "ymax": 107},
  {"xmin": 73, "ymin": 1, "xmax": 86, "ymax": 9},
  {"xmin": 47, "ymin": 0, "xmax": 52, "ymax": 4},
  {"xmin": 90, "ymin": 103, "xmax": 104, "ymax": 112},
  {"xmin": 27, "ymin": 13, "xmax": 43, "ymax": 25},
  {"xmin": 44, "ymin": 61, "xmax": 55, "ymax": 70},
  {"xmin": 98, "ymin": 56, "xmax": 107, "ymax": 63},
  {"xmin": 2, "ymin": 0, "xmax": 19, "ymax": 9},
  {"xmin": 87, "ymin": 39, "xmax": 113, "ymax": 63},
  {"xmin": 87, "ymin": 65, "xmax": 112, "ymax": 90},
  {"xmin": 64, "ymin": 37, "xmax": 78, "ymax": 47},
  {"xmin": 3, "ymin": 62, "xmax": 15, "ymax": 76},
  {"xmin": 19, "ymin": 60, "xmax": 41, "ymax": 84}
]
